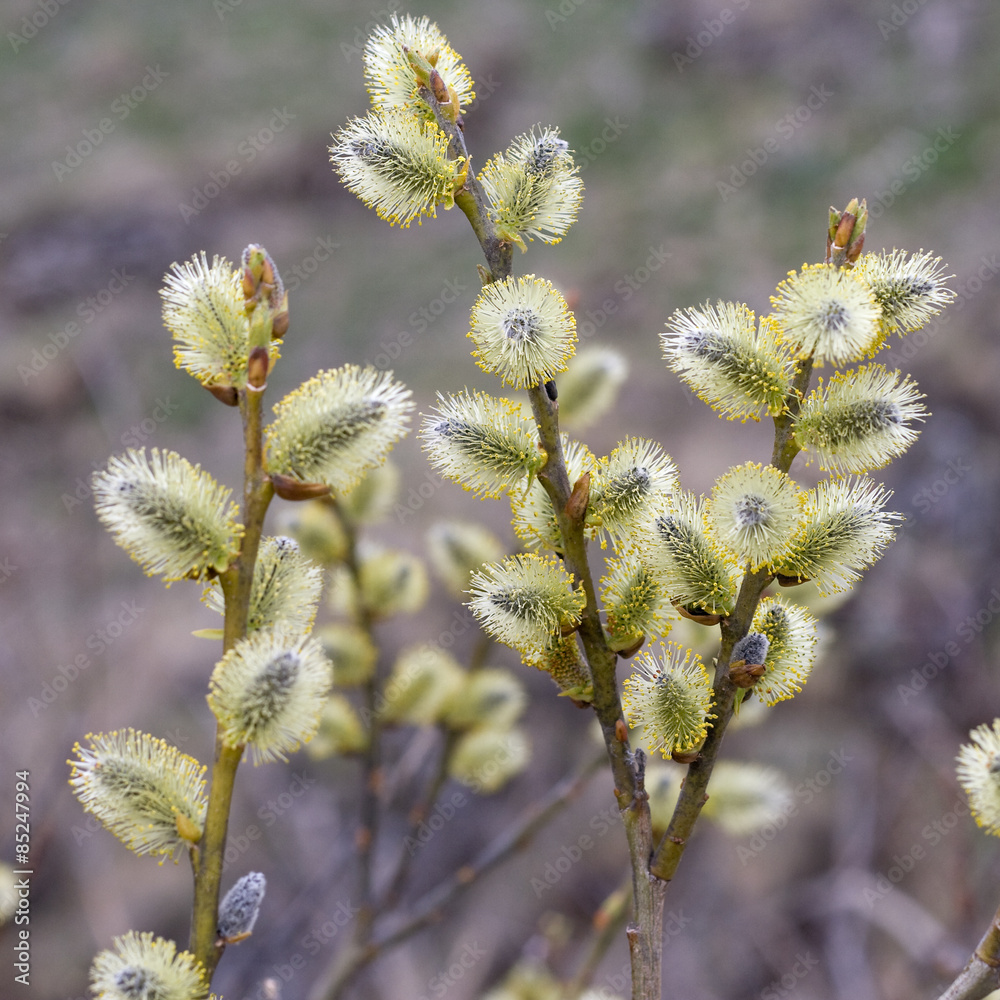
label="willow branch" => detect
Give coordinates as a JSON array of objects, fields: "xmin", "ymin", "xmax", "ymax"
[
  {"xmin": 191, "ymin": 376, "xmax": 274, "ymax": 976},
  {"xmin": 649, "ymin": 567, "xmax": 768, "ymax": 881},
  {"xmin": 426, "ymin": 79, "xmax": 659, "ymax": 999},
  {"xmin": 936, "ymin": 904, "xmax": 1000, "ymax": 1000},
  {"xmin": 650, "ymin": 353, "xmax": 815, "ymax": 883}
]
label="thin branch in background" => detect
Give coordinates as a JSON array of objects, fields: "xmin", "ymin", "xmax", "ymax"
[
  {"xmin": 310, "ymin": 752, "xmax": 607, "ymax": 1000},
  {"xmin": 566, "ymin": 872, "xmax": 632, "ymax": 999}
]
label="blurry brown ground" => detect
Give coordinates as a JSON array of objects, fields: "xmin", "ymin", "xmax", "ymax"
[{"xmin": 2, "ymin": 1, "xmax": 999, "ymax": 998}]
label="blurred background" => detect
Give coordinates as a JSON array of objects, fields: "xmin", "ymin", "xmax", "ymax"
[{"xmin": 1, "ymin": 0, "xmax": 999, "ymax": 998}]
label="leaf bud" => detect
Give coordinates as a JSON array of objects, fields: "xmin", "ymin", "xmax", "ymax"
[
  {"xmin": 205, "ymin": 383, "xmax": 240, "ymax": 407},
  {"xmin": 827, "ymin": 198, "xmax": 867, "ymax": 267},
  {"xmin": 247, "ymin": 346, "xmax": 269, "ymax": 390},
  {"xmin": 270, "ymin": 473, "xmax": 332, "ymax": 502}
]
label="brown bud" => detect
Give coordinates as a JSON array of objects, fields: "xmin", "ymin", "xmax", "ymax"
[
  {"xmin": 259, "ymin": 254, "xmax": 277, "ymax": 290},
  {"xmin": 270, "ymin": 473, "xmax": 331, "ymax": 501},
  {"xmin": 205, "ymin": 383, "xmax": 240, "ymax": 407},
  {"xmin": 240, "ymin": 245, "xmax": 285, "ymax": 308},
  {"xmin": 672, "ymin": 601, "xmax": 722, "ymax": 627},
  {"xmin": 827, "ymin": 198, "xmax": 868, "ymax": 268},
  {"xmin": 565, "ymin": 471, "xmax": 590, "ymax": 523},
  {"xmin": 429, "ymin": 67, "xmax": 449, "ymax": 106},
  {"xmin": 833, "ymin": 211, "xmax": 856, "ymax": 251},
  {"xmin": 271, "ymin": 292, "xmax": 290, "ymax": 339},
  {"xmin": 774, "ymin": 572, "xmax": 810, "ymax": 587},
  {"xmin": 671, "ymin": 749, "xmax": 701, "ymax": 764},
  {"xmin": 615, "ymin": 718, "xmax": 628, "ymax": 743},
  {"xmin": 241, "ymin": 265, "xmax": 257, "ymax": 300},
  {"xmin": 728, "ymin": 658, "xmax": 766, "ymax": 688},
  {"xmin": 247, "ymin": 346, "xmax": 269, "ymax": 389}
]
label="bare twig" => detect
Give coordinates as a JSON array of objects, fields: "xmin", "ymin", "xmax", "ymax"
[
  {"xmin": 936, "ymin": 905, "xmax": 1000, "ymax": 1000},
  {"xmin": 309, "ymin": 753, "xmax": 606, "ymax": 1000},
  {"xmin": 565, "ymin": 872, "xmax": 633, "ymax": 999}
]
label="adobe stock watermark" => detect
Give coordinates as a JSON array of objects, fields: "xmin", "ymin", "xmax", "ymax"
[
  {"xmin": 894, "ymin": 451, "xmax": 973, "ymax": 540},
  {"xmin": 60, "ymin": 397, "xmax": 180, "ymax": 514},
  {"xmin": 336, "ymin": 1, "xmax": 404, "ymax": 58},
  {"xmin": 223, "ymin": 771, "xmax": 318, "ymax": 867},
  {"xmin": 953, "ymin": 254, "xmax": 999, "ymax": 312},
  {"xmin": 530, "ymin": 804, "xmax": 624, "ymax": 896},
  {"xmin": 27, "ymin": 600, "xmax": 146, "ymax": 717},
  {"xmin": 576, "ymin": 244, "xmax": 672, "ymax": 342},
  {"xmin": 7, "ymin": 0, "xmax": 72, "ymax": 53},
  {"xmin": 758, "ymin": 951, "xmax": 820, "ymax": 1000},
  {"xmin": 402, "ymin": 790, "xmax": 468, "ymax": 856},
  {"xmin": 178, "ymin": 107, "xmax": 297, "ymax": 223},
  {"xmin": 222, "ymin": 771, "xmax": 317, "ymax": 868},
  {"xmin": 877, "ymin": 0, "xmax": 934, "ymax": 40},
  {"xmin": 464, "ymin": 73, "xmax": 501, "ymax": 113},
  {"xmin": 236, "ymin": 899, "xmax": 360, "ymax": 999},
  {"xmin": 402, "ymin": 731, "xmax": 532, "ymax": 855},
  {"xmin": 119, "ymin": 396, "xmax": 181, "ymax": 449},
  {"xmin": 52, "ymin": 65, "xmax": 170, "ymax": 182},
  {"xmin": 867, "ymin": 126, "xmax": 960, "ymax": 220},
  {"xmin": 284, "ymin": 236, "xmax": 339, "ymax": 294},
  {"xmin": 18, "ymin": 268, "xmax": 135, "ymax": 384},
  {"xmin": 392, "ymin": 470, "xmax": 443, "ymax": 524},
  {"xmin": 717, "ymin": 84, "xmax": 834, "ymax": 201},
  {"xmin": 737, "ymin": 748, "xmax": 853, "ymax": 864},
  {"xmin": 672, "ymin": 0, "xmax": 750, "ymax": 72},
  {"xmin": 575, "ymin": 117, "xmax": 628, "ymax": 173},
  {"xmin": 546, "ymin": 0, "xmax": 590, "ymax": 29},
  {"xmin": 416, "ymin": 941, "xmax": 486, "ymax": 1000},
  {"xmin": 911, "ymin": 455, "xmax": 971, "ymax": 516},
  {"xmin": 363, "ymin": 275, "xmax": 468, "ymax": 374},
  {"xmin": 897, "ymin": 584, "xmax": 1000, "ymax": 704},
  {"xmin": 863, "ymin": 796, "xmax": 966, "ymax": 906},
  {"xmin": 359, "ymin": 609, "xmax": 477, "ymax": 725}
]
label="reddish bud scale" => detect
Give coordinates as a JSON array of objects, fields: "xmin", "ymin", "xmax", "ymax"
[
  {"xmin": 565, "ymin": 472, "xmax": 591, "ymax": 522},
  {"xmin": 247, "ymin": 347, "xmax": 270, "ymax": 388},
  {"xmin": 270, "ymin": 473, "xmax": 331, "ymax": 501},
  {"xmin": 205, "ymin": 384, "xmax": 240, "ymax": 406}
]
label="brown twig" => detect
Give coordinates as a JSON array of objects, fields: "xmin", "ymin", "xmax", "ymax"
[{"xmin": 309, "ymin": 753, "xmax": 606, "ymax": 1000}]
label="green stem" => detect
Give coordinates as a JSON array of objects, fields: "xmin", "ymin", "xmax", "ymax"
[
  {"xmin": 190, "ymin": 379, "xmax": 274, "ymax": 977},
  {"xmin": 526, "ymin": 385, "xmax": 638, "ymax": 804},
  {"xmin": 648, "ymin": 566, "xmax": 770, "ymax": 881},
  {"xmin": 650, "ymin": 354, "xmax": 814, "ymax": 883},
  {"xmin": 428, "ymin": 78, "xmax": 658, "ymax": 999},
  {"xmin": 422, "ymin": 86, "xmax": 513, "ymax": 284}
]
